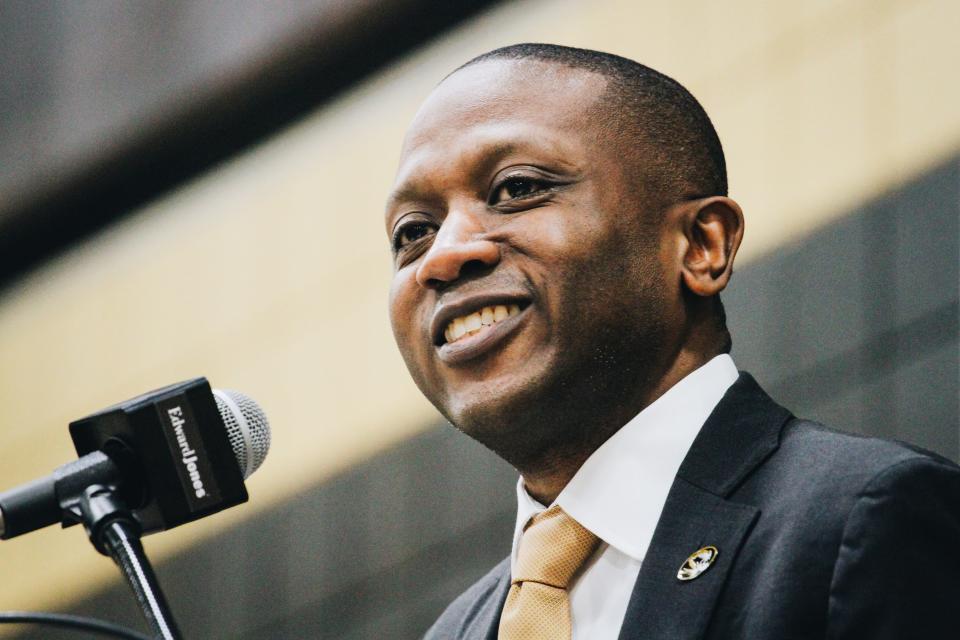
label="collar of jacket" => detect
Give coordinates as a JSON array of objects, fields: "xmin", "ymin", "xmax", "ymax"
[{"xmin": 678, "ymin": 371, "xmax": 792, "ymax": 497}]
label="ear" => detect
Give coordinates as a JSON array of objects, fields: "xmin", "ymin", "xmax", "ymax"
[{"xmin": 679, "ymin": 196, "xmax": 744, "ymax": 297}]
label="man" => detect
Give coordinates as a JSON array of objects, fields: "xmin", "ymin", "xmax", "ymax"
[{"xmin": 384, "ymin": 43, "xmax": 960, "ymax": 639}]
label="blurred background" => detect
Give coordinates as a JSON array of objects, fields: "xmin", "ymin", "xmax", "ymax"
[{"xmin": 0, "ymin": 0, "xmax": 957, "ymax": 637}]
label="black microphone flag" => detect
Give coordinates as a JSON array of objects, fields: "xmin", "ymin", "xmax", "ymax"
[{"xmin": 0, "ymin": 377, "xmax": 267, "ymax": 540}]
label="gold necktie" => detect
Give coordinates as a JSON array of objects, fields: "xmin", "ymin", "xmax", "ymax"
[{"xmin": 498, "ymin": 505, "xmax": 601, "ymax": 639}]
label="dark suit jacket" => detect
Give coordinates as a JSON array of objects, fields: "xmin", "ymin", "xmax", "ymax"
[{"xmin": 424, "ymin": 373, "xmax": 960, "ymax": 639}]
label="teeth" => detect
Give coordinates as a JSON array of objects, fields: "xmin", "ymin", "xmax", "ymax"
[
  {"xmin": 452, "ymin": 318, "xmax": 466, "ymax": 340},
  {"xmin": 444, "ymin": 304, "xmax": 521, "ymax": 344}
]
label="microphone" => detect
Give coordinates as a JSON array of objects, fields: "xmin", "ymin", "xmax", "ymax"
[{"xmin": 0, "ymin": 378, "xmax": 270, "ymax": 540}]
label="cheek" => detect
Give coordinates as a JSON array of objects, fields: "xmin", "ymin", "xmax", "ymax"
[
  {"xmin": 507, "ymin": 203, "xmax": 623, "ymax": 314},
  {"xmin": 388, "ymin": 271, "xmax": 423, "ymax": 353},
  {"xmin": 388, "ymin": 273, "xmax": 454, "ymax": 411},
  {"xmin": 541, "ymin": 215, "xmax": 664, "ymax": 334},
  {"xmin": 510, "ymin": 203, "xmax": 604, "ymax": 272}
]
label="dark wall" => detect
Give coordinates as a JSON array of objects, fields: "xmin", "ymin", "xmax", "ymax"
[
  {"xmin": 0, "ymin": 0, "xmax": 323, "ymax": 201},
  {"xmin": 0, "ymin": 0, "xmax": 500, "ymax": 288},
  {"xmin": 726, "ymin": 155, "xmax": 959, "ymax": 460},
  {"xmin": 16, "ymin": 156, "xmax": 959, "ymax": 638}
]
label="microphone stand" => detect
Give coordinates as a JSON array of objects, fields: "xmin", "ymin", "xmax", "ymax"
[{"xmin": 70, "ymin": 484, "xmax": 183, "ymax": 640}]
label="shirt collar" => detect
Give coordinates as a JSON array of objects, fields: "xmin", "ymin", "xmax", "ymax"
[{"xmin": 511, "ymin": 354, "xmax": 739, "ymax": 569}]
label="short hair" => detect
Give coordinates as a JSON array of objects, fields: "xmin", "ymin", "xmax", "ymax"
[{"xmin": 457, "ymin": 43, "xmax": 727, "ymax": 203}]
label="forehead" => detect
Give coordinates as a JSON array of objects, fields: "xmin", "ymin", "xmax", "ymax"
[
  {"xmin": 388, "ymin": 60, "xmax": 609, "ymax": 207},
  {"xmin": 403, "ymin": 59, "xmax": 608, "ymax": 152}
]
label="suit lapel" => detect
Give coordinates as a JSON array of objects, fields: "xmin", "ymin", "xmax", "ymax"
[
  {"xmin": 618, "ymin": 373, "xmax": 792, "ymax": 640},
  {"xmin": 616, "ymin": 479, "xmax": 758, "ymax": 640},
  {"xmin": 464, "ymin": 563, "xmax": 511, "ymax": 640}
]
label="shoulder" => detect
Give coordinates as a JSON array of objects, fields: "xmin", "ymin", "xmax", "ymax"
[
  {"xmin": 736, "ymin": 416, "xmax": 960, "ymax": 566},
  {"xmin": 423, "ymin": 556, "xmax": 510, "ymax": 640},
  {"xmin": 801, "ymin": 425, "xmax": 960, "ymax": 636},
  {"xmin": 781, "ymin": 419, "xmax": 960, "ymax": 538},
  {"xmin": 786, "ymin": 416, "xmax": 960, "ymax": 534},
  {"xmin": 765, "ymin": 417, "xmax": 957, "ymax": 495},
  {"xmin": 763, "ymin": 418, "xmax": 960, "ymax": 574},
  {"xmin": 719, "ymin": 418, "xmax": 960, "ymax": 636}
]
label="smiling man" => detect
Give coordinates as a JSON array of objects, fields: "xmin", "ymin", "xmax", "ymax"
[{"xmin": 385, "ymin": 44, "xmax": 959, "ymax": 639}]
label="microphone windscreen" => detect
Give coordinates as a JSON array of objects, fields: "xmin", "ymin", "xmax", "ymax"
[{"xmin": 212, "ymin": 389, "xmax": 270, "ymax": 480}]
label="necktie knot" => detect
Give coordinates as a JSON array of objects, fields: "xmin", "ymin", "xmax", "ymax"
[
  {"xmin": 499, "ymin": 505, "xmax": 600, "ymax": 639},
  {"xmin": 513, "ymin": 505, "xmax": 600, "ymax": 589}
]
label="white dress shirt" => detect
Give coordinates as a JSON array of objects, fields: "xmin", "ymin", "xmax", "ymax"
[{"xmin": 510, "ymin": 354, "xmax": 740, "ymax": 639}]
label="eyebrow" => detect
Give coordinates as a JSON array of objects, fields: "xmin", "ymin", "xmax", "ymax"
[
  {"xmin": 385, "ymin": 140, "xmax": 539, "ymax": 213},
  {"xmin": 385, "ymin": 184, "xmax": 428, "ymax": 211}
]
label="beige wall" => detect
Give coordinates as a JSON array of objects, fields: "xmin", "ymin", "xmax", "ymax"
[{"xmin": 0, "ymin": 0, "xmax": 957, "ymax": 613}]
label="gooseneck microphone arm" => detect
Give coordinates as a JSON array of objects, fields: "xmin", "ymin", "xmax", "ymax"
[
  {"xmin": 102, "ymin": 521, "xmax": 180, "ymax": 640},
  {"xmin": 73, "ymin": 486, "xmax": 181, "ymax": 640}
]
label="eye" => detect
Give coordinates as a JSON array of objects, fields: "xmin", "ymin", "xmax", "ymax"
[
  {"xmin": 393, "ymin": 220, "xmax": 436, "ymax": 252},
  {"xmin": 490, "ymin": 176, "xmax": 546, "ymax": 205}
]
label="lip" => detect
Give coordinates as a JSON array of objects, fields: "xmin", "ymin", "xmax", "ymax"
[
  {"xmin": 436, "ymin": 305, "xmax": 531, "ymax": 365},
  {"xmin": 431, "ymin": 293, "xmax": 532, "ymax": 365}
]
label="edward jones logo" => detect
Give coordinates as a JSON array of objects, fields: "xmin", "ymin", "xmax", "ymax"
[{"xmin": 167, "ymin": 406, "xmax": 208, "ymax": 498}]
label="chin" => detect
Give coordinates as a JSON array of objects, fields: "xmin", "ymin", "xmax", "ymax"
[
  {"xmin": 438, "ymin": 369, "xmax": 571, "ymax": 467},
  {"xmin": 442, "ymin": 381, "xmax": 528, "ymax": 434}
]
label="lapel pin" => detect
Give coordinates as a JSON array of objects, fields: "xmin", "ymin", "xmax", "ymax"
[{"xmin": 677, "ymin": 545, "xmax": 719, "ymax": 581}]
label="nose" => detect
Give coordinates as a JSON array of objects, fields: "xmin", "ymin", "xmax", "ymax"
[{"xmin": 415, "ymin": 209, "xmax": 500, "ymax": 288}]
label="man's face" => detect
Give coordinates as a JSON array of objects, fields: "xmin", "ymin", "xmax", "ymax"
[{"xmin": 386, "ymin": 60, "xmax": 682, "ymax": 462}]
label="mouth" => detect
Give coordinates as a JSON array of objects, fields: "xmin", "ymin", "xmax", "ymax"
[
  {"xmin": 432, "ymin": 296, "xmax": 531, "ymax": 365},
  {"xmin": 442, "ymin": 303, "xmax": 521, "ymax": 344}
]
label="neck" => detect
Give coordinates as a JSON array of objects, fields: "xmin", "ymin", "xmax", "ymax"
[{"xmin": 520, "ymin": 346, "xmax": 720, "ymax": 505}]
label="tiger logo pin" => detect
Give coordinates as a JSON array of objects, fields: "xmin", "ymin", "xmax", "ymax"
[{"xmin": 677, "ymin": 545, "xmax": 719, "ymax": 581}]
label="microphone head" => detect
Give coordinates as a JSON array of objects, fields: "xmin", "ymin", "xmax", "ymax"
[{"xmin": 212, "ymin": 389, "xmax": 270, "ymax": 480}]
